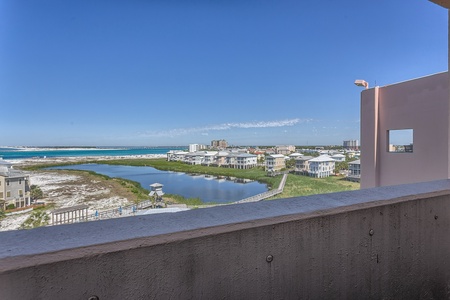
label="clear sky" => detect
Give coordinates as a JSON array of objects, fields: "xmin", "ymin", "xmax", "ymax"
[{"xmin": 0, "ymin": 0, "xmax": 447, "ymax": 147}]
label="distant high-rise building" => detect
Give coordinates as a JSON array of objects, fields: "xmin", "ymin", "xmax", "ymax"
[
  {"xmin": 211, "ymin": 139, "xmax": 228, "ymax": 149},
  {"xmin": 343, "ymin": 140, "xmax": 359, "ymax": 150},
  {"xmin": 189, "ymin": 144, "xmax": 206, "ymax": 152}
]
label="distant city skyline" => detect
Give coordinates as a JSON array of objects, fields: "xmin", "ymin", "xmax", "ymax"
[{"xmin": 0, "ymin": 0, "xmax": 447, "ymax": 146}]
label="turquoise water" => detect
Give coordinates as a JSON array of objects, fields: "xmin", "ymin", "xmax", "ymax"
[{"xmin": 0, "ymin": 147, "xmax": 185, "ymax": 160}]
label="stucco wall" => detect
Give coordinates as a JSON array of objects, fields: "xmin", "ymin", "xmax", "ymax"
[
  {"xmin": 1, "ymin": 180, "xmax": 450, "ymax": 299},
  {"xmin": 361, "ymin": 72, "xmax": 449, "ymax": 188}
]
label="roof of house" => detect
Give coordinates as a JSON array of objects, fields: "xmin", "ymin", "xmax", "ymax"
[
  {"xmin": 348, "ymin": 160, "xmax": 361, "ymax": 165},
  {"xmin": 289, "ymin": 153, "xmax": 304, "ymax": 157},
  {"xmin": 216, "ymin": 151, "xmax": 230, "ymax": 157},
  {"xmin": 268, "ymin": 154, "xmax": 285, "ymax": 158},
  {"xmin": 308, "ymin": 155, "xmax": 335, "ymax": 162},
  {"xmin": 226, "ymin": 153, "xmax": 256, "ymax": 158},
  {"xmin": 296, "ymin": 156, "xmax": 314, "ymax": 161},
  {"xmin": 173, "ymin": 151, "xmax": 189, "ymax": 155},
  {"xmin": 203, "ymin": 151, "xmax": 218, "ymax": 156}
]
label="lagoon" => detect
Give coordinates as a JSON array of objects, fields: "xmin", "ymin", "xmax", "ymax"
[{"xmin": 49, "ymin": 164, "xmax": 268, "ymax": 204}]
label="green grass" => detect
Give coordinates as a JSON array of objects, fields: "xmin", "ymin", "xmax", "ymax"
[
  {"xmin": 164, "ymin": 194, "xmax": 204, "ymax": 206},
  {"xmin": 271, "ymin": 174, "xmax": 360, "ymax": 199}
]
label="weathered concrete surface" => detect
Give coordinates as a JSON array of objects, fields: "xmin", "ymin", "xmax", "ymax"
[{"xmin": 1, "ymin": 180, "xmax": 450, "ymax": 299}]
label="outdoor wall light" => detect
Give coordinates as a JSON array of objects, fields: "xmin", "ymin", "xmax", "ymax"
[{"xmin": 354, "ymin": 79, "xmax": 369, "ymax": 89}]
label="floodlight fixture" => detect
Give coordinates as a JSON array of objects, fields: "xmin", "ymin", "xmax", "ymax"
[{"xmin": 354, "ymin": 79, "xmax": 369, "ymax": 89}]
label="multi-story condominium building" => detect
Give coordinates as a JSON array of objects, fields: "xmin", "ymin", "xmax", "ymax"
[
  {"xmin": 210, "ymin": 139, "xmax": 228, "ymax": 149},
  {"xmin": 343, "ymin": 140, "xmax": 359, "ymax": 150},
  {"xmin": 347, "ymin": 160, "xmax": 361, "ymax": 182},
  {"xmin": 295, "ymin": 156, "xmax": 314, "ymax": 175},
  {"xmin": 307, "ymin": 155, "xmax": 336, "ymax": 178},
  {"xmin": 265, "ymin": 154, "xmax": 286, "ymax": 172},
  {"xmin": 276, "ymin": 145, "xmax": 295, "ymax": 155},
  {"xmin": 188, "ymin": 144, "xmax": 206, "ymax": 153},
  {"xmin": 0, "ymin": 160, "xmax": 31, "ymax": 210},
  {"xmin": 168, "ymin": 150, "xmax": 257, "ymax": 170},
  {"xmin": 183, "ymin": 151, "xmax": 209, "ymax": 165}
]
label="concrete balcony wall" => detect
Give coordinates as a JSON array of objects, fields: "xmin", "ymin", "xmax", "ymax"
[{"xmin": 1, "ymin": 180, "xmax": 450, "ymax": 299}]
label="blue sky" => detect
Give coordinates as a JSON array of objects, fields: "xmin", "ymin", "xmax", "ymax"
[{"xmin": 0, "ymin": 0, "xmax": 447, "ymax": 147}]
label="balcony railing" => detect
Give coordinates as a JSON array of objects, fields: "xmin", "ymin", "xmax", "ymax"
[{"xmin": 1, "ymin": 180, "xmax": 449, "ymax": 299}]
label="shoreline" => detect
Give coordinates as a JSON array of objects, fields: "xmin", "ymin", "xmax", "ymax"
[{"xmin": 8, "ymin": 154, "xmax": 166, "ymax": 167}]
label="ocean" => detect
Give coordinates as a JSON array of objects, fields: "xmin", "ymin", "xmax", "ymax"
[{"xmin": 0, "ymin": 147, "xmax": 186, "ymax": 160}]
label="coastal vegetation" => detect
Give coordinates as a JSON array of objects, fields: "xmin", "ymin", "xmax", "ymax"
[
  {"xmin": 270, "ymin": 174, "xmax": 359, "ymax": 199},
  {"xmin": 22, "ymin": 158, "xmax": 360, "ymax": 207},
  {"xmin": 30, "ymin": 185, "xmax": 44, "ymax": 201},
  {"xmin": 20, "ymin": 207, "xmax": 50, "ymax": 229},
  {"xmin": 25, "ymin": 167, "xmax": 209, "ymax": 208}
]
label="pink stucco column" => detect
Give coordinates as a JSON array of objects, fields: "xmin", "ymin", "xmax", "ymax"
[{"xmin": 360, "ymin": 87, "xmax": 379, "ymax": 188}]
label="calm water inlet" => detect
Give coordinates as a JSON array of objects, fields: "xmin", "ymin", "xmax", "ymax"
[{"xmin": 48, "ymin": 164, "xmax": 268, "ymax": 204}]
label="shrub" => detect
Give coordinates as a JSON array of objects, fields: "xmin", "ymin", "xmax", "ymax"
[{"xmin": 30, "ymin": 185, "xmax": 44, "ymax": 200}]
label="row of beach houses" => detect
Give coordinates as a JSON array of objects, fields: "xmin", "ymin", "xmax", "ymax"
[
  {"xmin": 0, "ymin": 148, "xmax": 360, "ymax": 210},
  {"xmin": 167, "ymin": 150, "xmax": 361, "ymax": 180}
]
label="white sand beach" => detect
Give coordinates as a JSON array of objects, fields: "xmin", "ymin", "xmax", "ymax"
[
  {"xmin": 8, "ymin": 153, "xmax": 166, "ymax": 166},
  {"xmin": 1, "ymin": 154, "xmax": 165, "ymax": 231}
]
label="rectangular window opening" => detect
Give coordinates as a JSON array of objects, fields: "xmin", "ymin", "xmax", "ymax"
[{"xmin": 388, "ymin": 129, "xmax": 413, "ymax": 153}]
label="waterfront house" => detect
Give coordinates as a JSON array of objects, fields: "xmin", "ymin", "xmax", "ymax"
[
  {"xmin": 295, "ymin": 155, "xmax": 314, "ymax": 175},
  {"xmin": 347, "ymin": 160, "xmax": 361, "ymax": 182},
  {"xmin": 166, "ymin": 150, "xmax": 189, "ymax": 162},
  {"xmin": 234, "ymin": 153, "xmax": 257, "ymax": 169},
  {"xmin": 0, "ymin": 159, "xmax": 31, "ymax": 210},
  {"xmin": 307, "ymin": 155, "xmax": 336, "ymax": 178},
  {"xmin": 265, "ymin": 154, "xmax": 285, "ymax": 172},
  {"xmin": 251, "ymin": 150, "xmax": 265, "ymax": 162}
]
